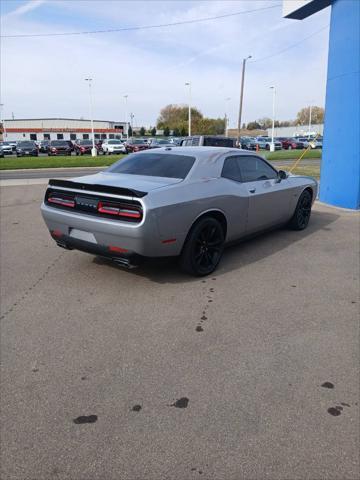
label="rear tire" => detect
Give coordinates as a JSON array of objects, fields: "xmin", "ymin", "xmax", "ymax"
[
  {"xmin": 289, "ymin": 190, "xmax": 312, "ymax": 230},
  {"xmin": 180, "ymin": 217, "xmax": 225, "ymax": 276}
]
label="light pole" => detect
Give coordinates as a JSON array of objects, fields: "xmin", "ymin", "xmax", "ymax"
[
  {"xmin": 0, "ymin": 103, "xmax": 6, "ymax": 140},
  {"xmin": 124, "ymin": 95, "xmax": 128, "ymax": 139},
  {"xmin": 85, "ymin": 77, "xmax": 97, "ymax": 157},
  {"xmin": 225, "ymin": 97, "xmax": 231, "ymax": 137},
  {"xmin": 185, "ymin": 82, "xmax": 191, "ymax": 136},
  {"xmin": 308, "ymin": 104, "xmax": 312, "ymax": 137},
  {"xmin": 237, "ymin": 55, "xmax": 252, "ymax": 146},
  {"xmin": 269, "ymin": 86, "xmax": 276, "ymax": 152},
  {"xmin": 130, "ymin": 113, "xmax": 134, "ymax": 138}
]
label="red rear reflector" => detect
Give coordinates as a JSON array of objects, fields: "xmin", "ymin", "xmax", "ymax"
[
  {"xmin": 161, "ymin": 238, "xmax": 176, "ymax": 244},
  {"xmin": 51, "ymin": 229, "xmax": 63, "ymax": 237},
  {"xmin": 108, "ymin": 245, "xmax": 128, "ymax": 253},
  {"xmin": 48, "ymin": 196, "xmax": 75, "ymax": 208}
]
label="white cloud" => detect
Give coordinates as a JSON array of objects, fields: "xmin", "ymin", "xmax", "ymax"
[{"xmin": 5, "ymin": 0, "xmax": 47, "ymax": 17}]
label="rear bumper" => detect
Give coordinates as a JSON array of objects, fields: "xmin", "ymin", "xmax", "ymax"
[
  {"xmin": 41, "ymin": 203, "xmax": 183, "ymax": 258},
  {"xmin": 52, "ymin": 232, "xmax": 144, "ymax": 266}
]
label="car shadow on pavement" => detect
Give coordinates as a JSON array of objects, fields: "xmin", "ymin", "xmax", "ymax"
[{"xmin": 93, "ymin": 209, "xmax": 340, "ymax": 284}]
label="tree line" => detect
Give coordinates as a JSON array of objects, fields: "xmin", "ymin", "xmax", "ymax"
[
  {"xmin": 132, "ymin": 104, "xmax": 325, "ymax": 136},
  {"xmin": 245, "ymin": 106, "xmax": 324, "ymax": 130}
]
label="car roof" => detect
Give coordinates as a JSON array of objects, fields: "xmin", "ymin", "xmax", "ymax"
[{"xmin": 138, "ymin": 146, "xmax": 261, "ymax": 158}]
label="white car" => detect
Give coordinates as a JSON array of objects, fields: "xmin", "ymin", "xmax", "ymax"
[{"xmin": 102, "ymin": 139, "xmax": 127, "ymax": 155}]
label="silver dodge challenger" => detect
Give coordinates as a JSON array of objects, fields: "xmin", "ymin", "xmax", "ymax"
[{"xmin": 41, "ymin": 147, "xmax": 318, "ymax": 276}]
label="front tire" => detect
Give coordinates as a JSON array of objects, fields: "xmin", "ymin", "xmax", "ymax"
[
  {"xmin": 180, "ymin": 217, "xmax": 225, "ymax": 276},
  {"xmin": 289, "ymin": 190, "xmax": 312, "ymax": 230}
]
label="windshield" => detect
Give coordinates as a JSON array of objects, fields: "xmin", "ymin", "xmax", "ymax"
[
  {"xmin": 108, "ymin": 152, "xmax": 195, "ymax": 179},
  {"xmin": 79, "ymin": 140, "xmax": 92, "ymax": 145},
  {"xmin": 18, "ymin": 142, "xmax": 35, "ymax": 147},
  {"xmin": 107, "ymin": 140, "xmax": 121, "ymax": 144}
]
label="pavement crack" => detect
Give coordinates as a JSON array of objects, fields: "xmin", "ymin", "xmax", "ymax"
[{"xmin": 0, "ymin": 251, "xmax": 65, "ymax": 320}]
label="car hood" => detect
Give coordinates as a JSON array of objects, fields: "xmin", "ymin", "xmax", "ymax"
[{"xmin": 71, "ymin": 171, "xmax": 183, "ymax": 193}]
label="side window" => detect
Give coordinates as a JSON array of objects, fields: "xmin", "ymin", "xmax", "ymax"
[
  {"xmin": 191, "ymin": 137, "xmax": 200, "ymax": 146},
  {"xmin": 239, "ymin": 156, "xmax": 277, "ymax": 182},
  {"xmin": 221, "ymin": 157, "xmax": 242, "ymax": 182}
]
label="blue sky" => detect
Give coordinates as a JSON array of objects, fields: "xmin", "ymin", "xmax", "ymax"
[{"xmin": 0, "ymin": 0, "xmax": 330, "ymax": 127}]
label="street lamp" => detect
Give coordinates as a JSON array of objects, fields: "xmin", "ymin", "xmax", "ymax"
[
  {"xmin": 237, "ymin": 55, "xmax": 252, "ymax": 145},
  {"xmin": 123, "ymin": 94, "xmax": 129, "ymax": 139},
  {"xmin": 85, "ymin": 77, "xmax": 97, "ymax": 157},
  {"xmin": 225, "ymin": 97, "xmax": 231, "ymax": 137},
  {"xmin": 185, "ymin": 82, "xmax": 192, "ymax": 136},
  {"xmin": 269, "ymin": 86, "xmax": 276, "ymax": 152},
  {"xmin": 130, "ymin": 113, "xmax": 134, "ymax": 138},
  {"xmin": 308, "ymin": 104, "xmax": 312, "ymax": 137}
]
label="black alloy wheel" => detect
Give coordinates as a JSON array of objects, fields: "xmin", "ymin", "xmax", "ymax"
[
  {"xmin": 289, "ymin": 190, "xmax": 312, "ymax": 230},
  {"xmin": 180, "ymin": 217, "xmax": 225, "ymax": 276}
]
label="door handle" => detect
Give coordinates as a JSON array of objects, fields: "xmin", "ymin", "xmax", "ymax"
[{"xmin": 248, "ymin": 188, "xmax": 256, "ymax": 194}]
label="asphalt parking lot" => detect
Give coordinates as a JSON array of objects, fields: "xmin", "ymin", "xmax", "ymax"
[{"xmin": 1, "ymin": 184, "xmax": 359, "ymax": 480}]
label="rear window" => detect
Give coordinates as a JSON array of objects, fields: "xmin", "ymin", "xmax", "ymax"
[
  {"xmin": 203, "ymin": 137, "xmax": 234, "ymax": 147},
  {"xmin": 108, "ymin": 140, "xmax": 121, "ymax": 144},
  {"xmin": 18, "ymin": 142, "xmax": 35, "ymax": 147},
  {"xmin": 50, "ymin": 141, "xmax": 68, "ymax": 146},
  {"xmin": 108, "ymin": 152, "xmax": 195, "ymax": 179}
]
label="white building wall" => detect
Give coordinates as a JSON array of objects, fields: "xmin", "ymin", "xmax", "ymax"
[{"xmin": 267, "ymin": 124, "xmax": 324, "ymax": 137}]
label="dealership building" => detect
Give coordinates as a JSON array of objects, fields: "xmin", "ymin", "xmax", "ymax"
[{"xmin": 1, "ymin": 118, "xmax": 128, "ymax": 142}]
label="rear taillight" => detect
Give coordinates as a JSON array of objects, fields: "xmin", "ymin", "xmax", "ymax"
[
  {"xmin": 47, "ymin": 193, "xmax": 75, "ymax": 208},
  {"xmin": 97, "ymin": 201, "xmax": 142, "ymax": 220}
]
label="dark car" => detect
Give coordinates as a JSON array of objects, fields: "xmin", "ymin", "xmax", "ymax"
[
  {"xmin": 39, "ymin": 140, "xmax": 51, "ymax": 153},
  {"xmin": 48, "ymin": 140, "xmax": 73, "ymax": 156},
  {"xmin": 74, "ymin": 140, "xmax": 98, "ymax": 155},
  {"xmin": 125, "ymin": 138, "xmax": 150, "ymax": 153},
  {"xmin": 181, "ymin": 136, "xmax": 237, "ymax": 147},
  {"xmin": 16, "ymin": 141, "xmax": 39, "ymax": 157},
  {"xmin": 281, "ymin": 138, "xmax": 305, "ymax": 150}
]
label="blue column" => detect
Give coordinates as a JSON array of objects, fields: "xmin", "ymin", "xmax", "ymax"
[{"xmin": 319, "ymin": 0, "xmax": 360, "ymax": 209}]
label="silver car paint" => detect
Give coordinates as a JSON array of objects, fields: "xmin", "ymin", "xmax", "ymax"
[{"xmin": 41, "ymin": 147, "xmax": 318, "ymax": 258}]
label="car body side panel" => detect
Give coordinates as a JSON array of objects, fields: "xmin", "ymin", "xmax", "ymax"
[{"xmin": 148, "ymin": 178, "xmax": 249, "ymax": 248}]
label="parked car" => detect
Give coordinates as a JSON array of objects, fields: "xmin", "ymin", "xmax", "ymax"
[
  {"xmin": 38, "ymin": 140, "xmax": 51, "ymax": 153},
  {"xmin": 74, "ymin": 140, "xmax": 99, "ymax": 155},
  {"xmin": 0, "ymin": 145, "xmax": 4, "ymax": 158},
  {"xmin": 295, "ymin": 137, "xmax": 310, "ymax": 148},
  {"xmin": 181, "ymin": 136, "xmax": 237, "ymax": 147},
  {"xmin": 0, "ymin": 141, "xmax": 15, "ymax": 155},
  {"xmin": 261, "ymin": 137, "xmax": 282, "ymax": 150},
  {"xmin": 149, "ymin": 139, "xmax": 174, "ymax": 149},
  {"xmin": 281, "ymin": 138, "xmax": 305, "ymax": 150},
  {"xmin": 240, "ymin": 137, "xmax": 257, "ymax": 150},
  {"xmin": 16, "ymin": 141, "xmax": 38, "ymax": 157},
  {"xmin": 125, "ymin": 139, "xmax": 150, "ymax": 153},
  {"xmin": 41, "ymin": 147, "xmax": 317, "ymax": 276},
  {"xmin": 309, "ymin": 137, "xmax": 323, "ymax": 149},
  {"xmin": 48, "ymin": 140, "xmax": 73, "ymax": 156},
  {"xmin": 102, "ymin": 139, "xmax": 127, "ymax": 155},
  {"xmin": 253, "ymin": 137, "xmax": 267, "ymax": 149}
]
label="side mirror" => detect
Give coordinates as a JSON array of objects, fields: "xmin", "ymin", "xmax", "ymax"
[{"xmin": 277, "ymin": 170, "xmax": 288, "ymax": 182}]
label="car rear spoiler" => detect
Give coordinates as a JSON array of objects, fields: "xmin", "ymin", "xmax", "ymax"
[{"xmin": 48, "ymin": 179, "xmax": 147, "ymax": 198}]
